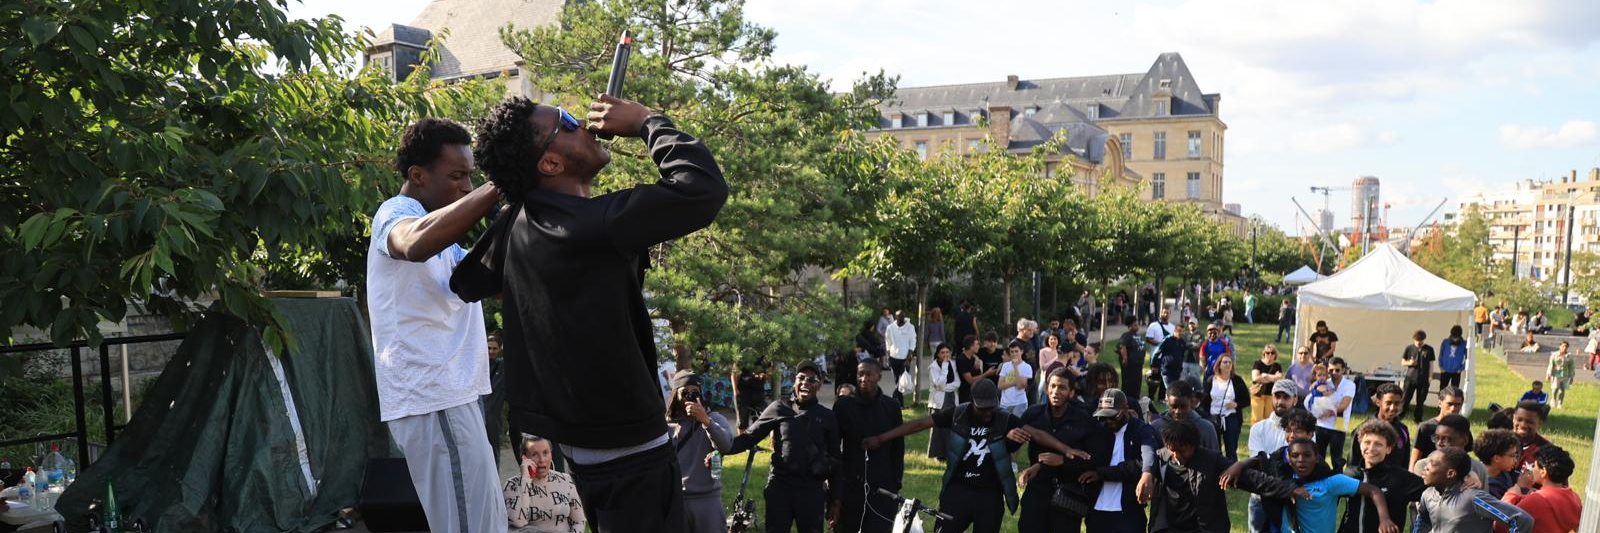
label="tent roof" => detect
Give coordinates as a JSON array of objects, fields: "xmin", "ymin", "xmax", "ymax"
[
  {"xmin": 1283, "ymin": 265, "xmax": 1324, "ymax": 285},
  {"xmin": 1298, "ymin": 244, "xmax": 1476, "ymax": 311}
]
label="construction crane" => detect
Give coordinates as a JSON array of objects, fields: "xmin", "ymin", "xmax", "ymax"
[{"xmin": 1308, "ymin": 185, "xmax": 1351, "ymax": 217}]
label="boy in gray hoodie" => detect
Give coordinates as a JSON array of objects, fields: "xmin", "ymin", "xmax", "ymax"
[{"xmin": 1414, "ymin": 448, "xmax": 1533, "ymax": 533}]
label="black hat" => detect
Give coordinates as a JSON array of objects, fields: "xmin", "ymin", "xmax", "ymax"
[
  {"xmin": 795, "ymin": 360, "xmax": 821, "ymax": 376},
  {"xmin": 1094, "ymin": 388, "xmax": 1129, "ymax": 418},
  {"xmin": 970, "ymin": 379, "xmax": 1000, "ymax": 408},
  {"xmin": 670, "ymin": 370, "xmax": 701, "ymax": 390}
]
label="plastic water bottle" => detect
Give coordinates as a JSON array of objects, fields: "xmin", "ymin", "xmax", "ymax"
[
  {"xmin": 19, "ymin": 467, "xmax": 35, "ymax": 506},
  {"xmin": 709, "ymin": 451, "xmax": 723, "ymax": 481},
  {"xmin": 33, "ymin": 464, "xmax": 53, "ymax": 512},
  {"xmin": 44, "ymin": 443, "xmax": 69, "ymax": 489}
]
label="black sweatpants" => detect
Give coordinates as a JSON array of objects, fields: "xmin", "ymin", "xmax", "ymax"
[
  {"xmin": 1439, "ymin": 372, "xmax": 1461, "ymax": 392},
  {"xmin": 838, "ymin": 483, "xmax": 896, "ymax": 533},
  {"xmin": 936, "ymin": 482, "xmax": 1004, "ymax": 533},
  {"xmin": 568, "ymin": 444, "xmax": 685, "ymax": 533},
  {"xmin": 764, "ymin": 478, "xmax": 827, "ymax": 533},
  {"xmin": 890, "ymin": 357, "xmax": 908, "ymax": 406},
  {"xmin": 1402, "ymin": 375, "xmax": 1430, "ymax": 423},
  {"xmin": 1018, "ymin": 479, "xmax": 1081, "ymax": 533}
]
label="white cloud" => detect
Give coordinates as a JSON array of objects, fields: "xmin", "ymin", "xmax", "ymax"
[
  {"xmin": 1377, "ymin": 131, "xmax": 1401, "ymax": 144},
  {"xmin": 1498, "ymin": 120, "xmax": 1600, "ymax": 150},
  {"xmin": 1288, "ymin": 123, "xmax": 1366, "ymax": 154}
]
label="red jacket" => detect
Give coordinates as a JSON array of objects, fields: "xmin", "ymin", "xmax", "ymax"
[{"xmin": 1504, "ymin": 485, "xmax": 1580, "ymax": 533}]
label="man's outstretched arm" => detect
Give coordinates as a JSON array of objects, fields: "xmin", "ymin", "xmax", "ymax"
[{"xmin": 387, "ymin": 184, "xmax": 502, "ymax": 262}]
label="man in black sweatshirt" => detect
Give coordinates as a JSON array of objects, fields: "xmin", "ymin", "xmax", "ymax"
[
  {"xmin": 455, "ymin": 95, "xmax": 728, "ymax": 533},
  {"xmin": 729, "ymin": 361, "xmax": 842, "ymax": 533},
  {"xmin": 832, "ymin": 360, "xmax": 903, "ymax": 533}
]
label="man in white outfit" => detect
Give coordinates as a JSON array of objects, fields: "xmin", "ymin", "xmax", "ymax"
[
  {"xmin": 367, "ymin": 118, "xmax": 506, "ymax": 533},
  {"xmin": 886, "ymin": 310, "xmax": 918, "ymax": 406}
]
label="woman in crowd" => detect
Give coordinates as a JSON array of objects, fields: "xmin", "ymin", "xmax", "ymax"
[
  {"xmin": 1250, "ymin": 344, "xmax": 1284, "ymax": 424},
  {"xmin": 506, "ymin": 437, "xmax": 587, "ymax": 533},
  {"xmin": 1288, "ymin": 345, "xmax": 1315, "ymax": 404},
  {"xmin": 927, "ymin": 343, "xmax": 959, "ymax": 458},
  {"xmin": 1038, "ymin": 333, "xmax": 1062, "ymax": 379},
  {"xmin": 926, "ymin": 307, "xmax": 946, "ymax": 355},
  {"xmin": 1202, "ymin": 353, "xmax": 1250, "ymax": 459}
]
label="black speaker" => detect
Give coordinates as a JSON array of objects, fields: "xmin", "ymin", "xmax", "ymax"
[{"xmin": 359, "ymin": 457, "xmax": 430, "ymax": 532}]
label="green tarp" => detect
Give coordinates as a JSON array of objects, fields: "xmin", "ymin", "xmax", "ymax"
[{"xmin": 56, "ymin": 298, "xmax": 391, "ymax": 533}]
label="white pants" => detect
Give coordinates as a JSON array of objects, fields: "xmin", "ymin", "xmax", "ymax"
[{"xmin": 387, "ymin": 401, "xmax": 508, "ymax": 533}]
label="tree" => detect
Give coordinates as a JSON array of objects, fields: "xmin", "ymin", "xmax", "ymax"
[
  {"xmin": 964, "ymin": 140, "xmax": 1077, "ymax": 327},
  {"xmin": 501, "ymin": 0, "xmax": 895, "ymax": 371},
  {"xmin": 1247, "ymin": 216, "xmax": 1314, "ymax": 276},
  {"xmin": 0, "ymin": 0, "xmax": 501, "ymax": 359},
  {"xmin": 1414, "ymin": 205, "xmax": 1495, "ymax": 295}
]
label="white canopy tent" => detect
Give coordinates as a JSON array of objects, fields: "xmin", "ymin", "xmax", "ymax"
[
  {"xmin": 1283, "ymin": 265, "xmax": 1326, "ymax": 285},
  {"xmin": 1294, "ymin": 244, "xmax": 1479, "ymax": 410}
]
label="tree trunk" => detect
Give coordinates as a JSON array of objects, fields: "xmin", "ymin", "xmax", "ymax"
[
  {"xmin": 913, "ymin": 276, "xmax": 931, "ymax": 405},
  {"xmin": 1003, "ymin": 274, "xmax": 1014, "ymax": 328}
]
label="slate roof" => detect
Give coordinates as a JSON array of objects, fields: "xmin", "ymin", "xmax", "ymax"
[
  {"xmin": 1005, "ymin": 103, "xmax": 1111, "ymax": 163},
  {"xmin": 377, "ymin": 0, "xmax": 567, "ymax": 80},
  {"xmin": 881, "ymin": 53, "xmax": 1217, "ymax": 122}
]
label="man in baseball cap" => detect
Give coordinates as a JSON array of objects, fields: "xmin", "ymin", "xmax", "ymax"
[
  {"xmin": 1078, "ymin": 387, "xmax": 1159, "ymax": 533},
  {"xmin": 864, "ymin": 378, "xmax": 1083, "ymax": 533},
  {"xmin": 728, "ymin": 359, "xmax": 840, "ymax": 532}
]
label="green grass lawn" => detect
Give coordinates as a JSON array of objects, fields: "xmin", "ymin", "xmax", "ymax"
[{"xmin": 720, "ymin": 323, "xmax": 1597, "ymax": 532}]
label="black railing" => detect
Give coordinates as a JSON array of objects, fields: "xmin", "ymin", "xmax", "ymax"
[{"xmin": 0, "ymin": 333, "xmax": 185, "ymax": 466}]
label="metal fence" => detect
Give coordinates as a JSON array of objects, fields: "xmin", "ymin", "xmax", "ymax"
[{"xmin": 0, "ymin": 333, "xmax": 184, "ymax": 466}]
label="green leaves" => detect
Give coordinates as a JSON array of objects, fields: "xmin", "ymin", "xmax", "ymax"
[{"xmin": 22, "ymin": 17, "xmax": 60, "ymax": 47}]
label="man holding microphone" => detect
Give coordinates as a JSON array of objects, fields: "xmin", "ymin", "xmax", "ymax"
[{"xmin": 455, "ymin": 93, "xmax": 728, "ymax": 533}]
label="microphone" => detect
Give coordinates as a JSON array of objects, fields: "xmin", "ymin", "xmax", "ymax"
[{"xmin": 597, "ymin": 30, "xmax": 633, "ymax": 140}]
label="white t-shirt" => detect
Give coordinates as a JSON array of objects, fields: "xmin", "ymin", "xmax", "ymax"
[
  {"xmin": 1209, "ymin": 376, "xmax": 1237, "ymax": 416},
  {"xmin": 1146, "ymin": 321, "xmax": 1174, "ymax": 345},
  {"xmin": 1306, "ymin": 377, "xmax": 1357, "ymax": 430},
  {"xmin": 999, "ymin": 360, "xmax": 1032, "ymax": 407},
  {"xmin": 887, "ymin": 321, "xmax": 917, "ymax": 360},
  {"xmin": 366, "ymin": 195, "xmax": 491, "ymax": 422},
  {"xmin": 1094, "ymin": 425, "xmax": 1128, "ymax": 511},
  {"xmin": 1248, "ymin": 415, "xmax": 1286, "ymax": 456}
]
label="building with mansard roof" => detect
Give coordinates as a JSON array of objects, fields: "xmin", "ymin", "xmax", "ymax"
[
  {"xmin": 362, "ymin": 0, "xmax": 568, "ymax": 98},
  {"xmin": 868, "ymin": 53, "xmax": 1244, "ymax": 233}
]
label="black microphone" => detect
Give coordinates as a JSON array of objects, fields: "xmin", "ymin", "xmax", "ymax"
[{"xmin": 597, "ymin": 30, "xmax": 632, "ymax": 140}]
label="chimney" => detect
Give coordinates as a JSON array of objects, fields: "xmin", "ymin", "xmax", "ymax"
[
  {"xmin": 1006, "ymin": 75, "xmax": 1020, "ymax": 90},
  {"xmin": 988, "ymin": 105, "xmax": 1012, "ymax": 147}
]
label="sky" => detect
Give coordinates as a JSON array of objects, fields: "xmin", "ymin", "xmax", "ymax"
[{"xmin": 288, "ymin": 0, "xmax": 1600, "ymax": 232}]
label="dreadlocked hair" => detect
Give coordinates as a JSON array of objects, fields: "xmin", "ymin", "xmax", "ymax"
[{"xmin": 474, "ymin": 97, "xmax": 543, "ymax": 199}]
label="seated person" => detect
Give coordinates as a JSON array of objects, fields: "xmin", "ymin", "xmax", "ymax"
[
  {"xmin": 505, "ymin": 436, "xmax": 586, "ymax": 533},
  {"xmin": 1519, "ymin": 332, "xmax": 1541, "ymax": 353},
  {"xmin": 1520, "ymin": 381, "xmax": 1548, "ymax": 405}
]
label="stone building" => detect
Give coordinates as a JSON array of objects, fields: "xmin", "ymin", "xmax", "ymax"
[{"xmin": 363, "ymin": 0, "xmax": 567, "ymax": 98}]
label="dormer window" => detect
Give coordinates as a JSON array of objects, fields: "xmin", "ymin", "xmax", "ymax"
[
  {"xmin": 1085, "ymin": 103, "xmax": 1098, "ymax": 120},
  {"xmin": 1155, "ymin": 101, "xmax": 1168, "ymax": 115},
  {"xmin": 891, "ymin": 114, "xmax": 902, "ymax": 128},
  {"xmin": 943, "ymin": 111, "xmax": 955, "ymax": 125},
  {"xmin": 916, "ymin": 112, "xmax": 929, "ymax": 127},
  {"xmin": 1024, "ymin": 107, "xmax": 1038, "ymax": 116},
  {"xmin": 1159, "ymin": 79, "xmax": 1171, "ymax": 89}
]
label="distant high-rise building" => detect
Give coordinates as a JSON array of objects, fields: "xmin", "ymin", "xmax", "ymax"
[
  {"xmin": 1351, "ymin": 176, "xmax": 1381, "ymax": 240},
  {"xmin": 1313, "ymin": 209, "xmax": 1335, "ymax": 233}
]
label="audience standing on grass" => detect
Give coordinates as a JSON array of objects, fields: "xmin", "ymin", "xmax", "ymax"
[{"xmin": 605, "ymin": 307, "xmax": 1594, "ymax": 533}]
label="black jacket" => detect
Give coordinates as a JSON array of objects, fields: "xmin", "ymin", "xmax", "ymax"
[
  {"xmin": 1338, "ymin": 462, "xmax": 1424, "ymax": 533},
  {"xmin": 1198, "ymin": 374, "xmax": 1251, "ymax": 420},
  {"xmin": 1078, "ymin": 417, "xmax": 1158, "ymax": 513},
  {"xmin": 731, "ymin": 397, "xmax": 842, "ymax": 497},
  {"xmin": 451, "ymin": 116, "xmax": 728, "ymax": 448},
  {"xmin": 833, "ymin": 390, "xmax": 904, "ymax": 493},
  {"xmin": 1149, "ymin": 447, "xmax": 1297, "ymax": 533}
]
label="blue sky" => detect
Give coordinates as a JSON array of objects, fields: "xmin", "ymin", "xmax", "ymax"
[{"xmin": 289, "ymin": 0, "xmax": 1600, "ymax": 231}]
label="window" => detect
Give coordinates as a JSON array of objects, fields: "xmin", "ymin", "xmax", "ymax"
[
  {"xmin": 916, "ymin": 113, "xmax": 928, "ymax": 127},
  {"xmin": 1187, "ymin": 172, "xmax": 1201, "ymax": 199},
  {"xmin": 915, "ymin": 141, "xmax": 928, "ymax": 160},
  {"xmin": 1153, "ymin": 132, "xmax": 1166, "ymax": 160},
  {"xmin": 1025, "ymin": 107, "xmax": 1038, "ymax": 116},
  {"xmin": 943, "ymin": 111, "xmax": 955, "ymax": 125},
  {"xmin": 891, "ymin": 115, "xmax": 902, "ymax": 128},
  {"xmin": 1120, "ymin": 133, "xmax": 1132, "ymax": 159},
  {"xmin": 1187, "ymin": 131, "xmax": 1201, "ymax": 158},
  {"xmin": 1152, "ymin": 173, "xmax": 1166, "ymax": 199},
  {"xmin": 1085, "ymin": 104, "xmax": 1098, "ymax": 120},
  {"xmin": 1154, "ymin": 101, "xmax": 1167, "ymax": 116}
]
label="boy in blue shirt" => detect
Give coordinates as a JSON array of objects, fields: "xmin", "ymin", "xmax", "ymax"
[
  {"xmin": 1519, "ymin": 381, "xmax": 1548, "ymax": 405},
  {"xmin": 1282, "ymin": 438, "xmax": 1396, "ymax": 533}
]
